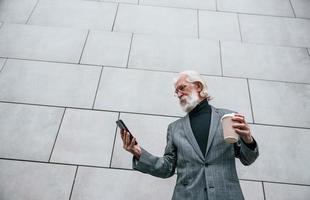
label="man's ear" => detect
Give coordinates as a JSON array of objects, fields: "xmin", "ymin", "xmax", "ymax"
[{"xmin": 195, "ymin": 82, "xmax": 203, "ymax": 92}]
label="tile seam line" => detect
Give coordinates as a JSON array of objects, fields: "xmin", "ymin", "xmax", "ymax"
[
  {"xmin": 109, "ymin": 112, "xmax": 121, "ymax": 168},
  {"xmin": 0, "ymin": 58, "xmax": 8, "ymax": 74},
  {"xmin": 0, "ymin": 100, "xmax": 182, "ymax": 118},
  {"xmin": 25, "ymin": 0, "xmax": 40, "ymax": 24},
  {"xmin": 1, "ymin": 57, "xmax": 310, "ymax": 85},
  {"xmin": 111, "ymin": 2, "xmax": 307, "ymax": 20},
  {"xmin": 0, "ymin": 101, "xmax": 310, "ymax": 130},
  {"xmin": 91, "ymin": 66, "xmax": 104, "ymax": 109},
  {"xmin": 111, "ymin": 3, "xmax": 120, "ymax": 32},
  {"xmin": 237, "ymin": 14, "xmax": 243, "ymax": 42},
  {"xmin": 288, "ymin": 0, "xmax": 297, "ymax": 18},
  {"xmin": 126, "ymin": 33, "xmax": 134, "ymax": 68},
  {"xmin": 246, "ymin": 79, "xmax": 255, "ymax": 123},
  {"xmin": 197, "ymin": 10, "xmax": 200, "ymax": 39},
  {"xmin": 0, "ymin": 57, "xmax": 102, "ymax": 68},
  {"xmin": 68, "ymin": 167, "xmax": 78, "ymax": 200},
  {"xmin": 1, "ymin": 158, "xmax": 310, "ymax": 187},
  {"xmin": 48, "ymin": 108, "xmax": 66, "ymax": 162},
  {"xmin": 219, "ymin": 40, "xmax": 223, "ymax": 76},
  {"xmin": 262, "ymin": 181, "xmax": 266, "ymax": 200},
  {"xmin": 78, "ymin": 30, "xmax": 90, "ymax": 64}
]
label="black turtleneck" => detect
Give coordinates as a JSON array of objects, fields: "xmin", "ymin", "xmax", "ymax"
[{"xmin": 189, "ymin": 98, "xmax": 211, "ymax": 156}]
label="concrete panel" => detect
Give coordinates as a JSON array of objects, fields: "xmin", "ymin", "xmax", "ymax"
[
  {"xmin": 95, "ymin": 68, "xmax": 253, "ymax": 120},
  {"xmin": 128, "ymin": 34, "xmax": 221, "ymax": 75},
  {"xmin": 199, "ymin": 11, "xmax": 241, "ymax": 41},
  {"xmin": 221, "ymin": 41, "xmax": 310, "ymax": 83},
  {"xmin": 291, "ymin": 0, "xmax": 310, "ymax": 19},
  {"xmin": 249, "ymin": 80, "xmax": 310, "ymax": 127},
  {"xmin": 81, "ymin": 31, "xmax": 131, "ymax": 67},
  {"xmin": 28, "ymin": 0, "xmax": 117, "ymax": 30},
  {"xmin": 237, "ymin": 124, "xmax": 310, "ymax": 185},
  {"xmin": 264, "ymin": 182, "xmax": 310, "ymax": 200},
  {"xmin": 205, "ymin": 76, "xmax": 253, "ymax": 122},
  {"xmin": 239, "ymin": 15, "xmax": 310, "ymax": 48},
  {"xmin": 0, "ymin": 59, "xmax": 101, "ymax": 108},
  {"xmin": 0, "ymin": 58, "xmax": 5, "ymax": 72},
  {"xmin": 51, "ymin": 109, "xmax": 118, "ymax": 166},
  {"xmin": 71, "ymin": 167, "xmax": 176, "ymax": 200},
  {"xmin": 0, "ymin": 24, "xmax": 87, "ymax": 63},
  {"xmin": 0, "ymin": 0, "xmax": 38, "ymax": 23},
  {"xmin": 111, "ymin": 113, "xmax": 178, "ymax": 169},
  {"xmin": 114, "ymin": 4, "xmax": 197, "ymax": 37},
  {"xmin": 0, "ymin": 103, "xmax": 63, "ymax": 161},
  {"xmin": 0, "ymin": 160, "xmax": 76, "ymax": 200},
  {"xmin": 94, "ymin": 68, "xmax": 183, "ymax": 116},
  {"xmin": 218, "ymin": 0, "xmax": 294, "ymax": 17},
  {"xmin": 240, "ymin": 180, "xmax": 264, "ymax": 200},
  {"xmin": 101, "ymin": 0, "xmax": 138, "ymax": 3},
  {"xmin": 139, "ymin": 0, "xmax": 216, "ymax": 10}
]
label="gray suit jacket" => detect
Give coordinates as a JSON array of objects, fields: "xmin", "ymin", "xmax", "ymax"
[{"xmin": 133, "ymin": 106, "xmax": 259, "ymax": 200}]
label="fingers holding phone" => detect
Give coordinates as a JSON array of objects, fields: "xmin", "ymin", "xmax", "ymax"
[{"xmin": 117, "ymin": 120, "xmax": 141, "ymax": 159}]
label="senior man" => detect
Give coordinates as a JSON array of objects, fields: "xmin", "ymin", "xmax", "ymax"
[{"xmin": 120, "ymin": 70, "xmax": 259, "ymax": 200}]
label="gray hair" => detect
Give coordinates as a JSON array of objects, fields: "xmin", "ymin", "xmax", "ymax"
[{"xmin": 174, "ymin": 70, "xmax": 212, "ymax": 101}]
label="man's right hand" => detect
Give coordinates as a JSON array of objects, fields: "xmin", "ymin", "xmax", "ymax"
[{"xmin": 120, "ymin": 129, "xmax": 142, "ymax": 159}]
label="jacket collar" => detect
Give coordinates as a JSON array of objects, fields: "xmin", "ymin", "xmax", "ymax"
[{"xmin": 182, "ymin": 106, "xmax": 220, "ymax": 161}]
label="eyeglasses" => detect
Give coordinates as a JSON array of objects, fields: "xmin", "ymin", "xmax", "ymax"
[{"xmin": 174, "ymin": 84, "xmax": 190, "ymax": 95}]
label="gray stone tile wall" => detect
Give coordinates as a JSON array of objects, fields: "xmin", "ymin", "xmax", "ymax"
[
  {"xmin": 0, "ymin": 0, "xmax": 38, "ymax": 23},
  {"xmin": 0, "ymin": 103, "xmax": 63, "ymax": 161},
  {"xmin": 0, "ymin": 24, "xmax": 87, "ymax": 63},
  {"xmin": 0, "ymin": 160, "xmax": 76, "ymax": 200},
  {"xmin": 80, "ymin": 31, "xmax": 132, "ymax": 67},
  {"xmin": 128, "ymin": 34, "xmax": 221, "ymax": 74},
  {"xmin": 264, "ymin": 182, "xmax": 310, "ymax": 200},
  {"xmin": 239, "ymin": 14, "xmax": 310, "ymax": 48},
  {"xmin": 199, "ymin": 10, "xmax": 241, "ymax": 41},
  {"xmin": 204, "ymin": 76, "xmax": 253, "ymax": 122},
  {"xmin": 0, "ymin": 59, "xmax": 101, "ymax": 108},
  {"xmin": 28, "ymin": 0, "xmax": 117, "ymax": 30},
  {"xmin": 291, "ymin": 0, "xmax": 310, "ymax": 19},
  {"xmin": 71, "ymin": 167, "xmax": 176, "ymax": 200},
  {"xmin": 249, "ymin": 80, "xmax": 310, "ymax": 127},
  {"xmin": 139, "ymin": 0, "xmax": 216, "ymax": 10},
  {"xmin": 51, "ymin": 109, "xmax": 118, "ymax": 166},
  {"xmin": 221, "ymin": 41, "xmax": 310, "ymax": 83},
  {"xmin": 114, "ymin": 4, "xmax": 198, "ymax": 37},
  {"xmin": 0, "ymin": 58, "xmax": 5, "ymax": 72},
  {"xmin": 101, "ymin": 0, "xmax": 138, "ymax": 4},
  {"xmin": 217, "ymin": 0, "xmax": 294, "ymax": 17},
  {"xmin": 240, "ymin": 180, "xmax": 264, "ymax": 200}
]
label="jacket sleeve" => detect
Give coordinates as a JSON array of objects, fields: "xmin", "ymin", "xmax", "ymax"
[
  {"xmin": 132, "ymin": 124, "xmax": 177, "ymax": 178},
  {"xmin": 234, "ymin": 137, "xmax": 259, "ymax": 166}
]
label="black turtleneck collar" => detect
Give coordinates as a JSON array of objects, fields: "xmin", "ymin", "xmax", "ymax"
[
  {"xmin": 189, "ymin": 98, "xmax": 211, "ymax": 117},
  {"xmin": 188, "ymin": 98, "xmax": 212, "ymax": 156}
]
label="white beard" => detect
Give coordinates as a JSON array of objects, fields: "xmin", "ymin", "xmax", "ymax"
[{"xmin": 179, "ymin": 91, "xmax": 200, "ymax": 113}]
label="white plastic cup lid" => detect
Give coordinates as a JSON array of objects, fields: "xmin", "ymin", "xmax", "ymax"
[{"xmin": 221, "ymin": 113, "xmax": 236, "ymax": 121}]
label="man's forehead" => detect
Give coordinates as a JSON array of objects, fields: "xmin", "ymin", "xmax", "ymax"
[{"xmin": 175, "ymin": 75, "xmax": 188, "ymax": 85}]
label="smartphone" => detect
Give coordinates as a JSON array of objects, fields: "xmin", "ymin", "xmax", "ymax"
[{"xmin": 116, "ymin": 119, "xmax": 137, "ymax": 144}]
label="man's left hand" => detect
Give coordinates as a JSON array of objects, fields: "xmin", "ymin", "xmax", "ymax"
[{"xmin": 231, "ymin": 114, "xmax": 253, "ymax": 144}]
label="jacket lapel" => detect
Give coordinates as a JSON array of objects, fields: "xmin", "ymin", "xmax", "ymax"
[
  {"xmin": 182, "ymin": 114, "xmax": 205, "ymax": 161},
  {"xmin": 205, "ymin": 106, "xmax": 220, "ymax": 158}
]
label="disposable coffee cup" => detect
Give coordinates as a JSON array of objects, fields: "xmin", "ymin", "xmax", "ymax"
[{"xmin": 221, "ymin": 113, "xmax": 239, "ymax": 144}]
